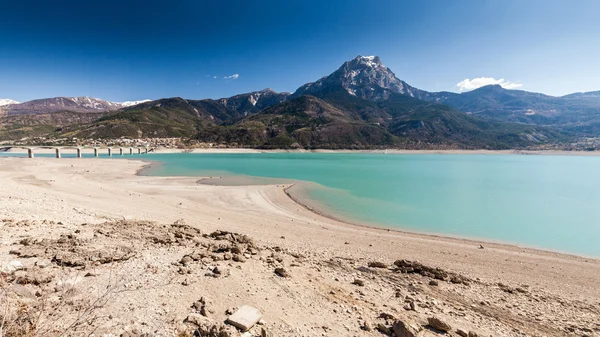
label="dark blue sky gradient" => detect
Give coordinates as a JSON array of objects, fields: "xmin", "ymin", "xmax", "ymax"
[{"xmin": 1, "ymin": 0, "xmax": 599, "ymax": 101}]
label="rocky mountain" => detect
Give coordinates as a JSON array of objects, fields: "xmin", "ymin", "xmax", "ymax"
[
  {"xmin": 1, "ymin": 97, "xmax": 151, "ymax": 115},
  {"xmin": 198, "ymin": 95, "xmax": 397, "ymax": 149},
  {"xmin": 293, "ymin": 56, "xmax": 428, "ymax": 101},
  {"xmin": 562, "ymin": 91, "xmax": 600, "ymax": 99},
  {"xmin": 217, "ymin": 89, "xmax": 290, "ymax": 117},
  {"xmin": 419, "ymin": 85, "xmax": 600, "ymax": 129},
  {"xmin": 0, "ymin": 99, "xmax": 19, "ymax": 106},
  {"xmin": 61, "ymin": 97, "xmax": 226, "ymax": 139}
]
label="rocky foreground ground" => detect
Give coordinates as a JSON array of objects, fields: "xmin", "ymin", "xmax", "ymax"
[{"xmin": 1, "ymin": 218, "xmax": 598, "ymax": 337}]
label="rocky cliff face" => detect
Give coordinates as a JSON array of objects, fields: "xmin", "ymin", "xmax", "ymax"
[{"xmin": 218, "ymin": 88, "xmax": 290, "ymax": 115}]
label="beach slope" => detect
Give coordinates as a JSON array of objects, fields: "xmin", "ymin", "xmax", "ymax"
[{"xmin": 0, "ymin": 157, "xmax": 598, "ymax": 336}]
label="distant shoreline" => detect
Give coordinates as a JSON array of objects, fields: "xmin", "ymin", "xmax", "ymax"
[
  {"xmin": 151, "ymin": 148, "xmax": 600, "ymax": 156},
  {"xmin": 4, "ymin": 146, "xmax": 600, "ymax": 156}
]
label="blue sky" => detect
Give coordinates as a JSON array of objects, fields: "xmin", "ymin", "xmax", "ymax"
[{"xmin": 1, "ymin": 0, "xmax": 599, "ymax": 102}]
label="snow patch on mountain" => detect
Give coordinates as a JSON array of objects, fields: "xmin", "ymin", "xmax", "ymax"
[
  {"xmin": 249, "ymin": 92, "xmax": 261, "ymax": 106},
  {"xmin": 117, "ymin": 100, "xmax": 151, "ymax": 107},
  {"xmin": 70, "ymin": 97, "xmax": 121, "ymax": 110},
  {"xmin": 0, "ymin": 99, "xmax": 19, "ymax": 106},
  {"xmin": 356, "ymin": 55, "xmax": 381, "ymax": 68}
]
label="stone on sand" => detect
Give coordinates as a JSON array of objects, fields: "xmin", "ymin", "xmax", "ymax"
[
  {"xmin": 274, "ymin": 267, "xmax": 290, "ymax": 278},
  {"xmin": 1, "ymin": 260, "xmax": 24, "ymax": 273},
  {"xmin": 428, "ymin": 316, "xmax": 452, "ymax": 332},
  {"xmin": 226, "ymin": 305, "xmax": 263, "ymax": 332},
  {"xmin": 185, "ymin": 313, "xmax": 212, "ymax": 326},
  {"xmin": 393, "ymin": 317, "xmax": 421, "ymax": 337}
]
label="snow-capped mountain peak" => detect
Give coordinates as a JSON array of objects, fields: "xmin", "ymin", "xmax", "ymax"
[
  {"xmin": 67, "ymin": 97, "xmax": 151, "ymax": 108},
  {"xmin": 353, "ymin": 55, "xmax": 383, "ymax": 68},
  {"xmin": 293, "ymin": 55, "xmax": 429, "ymax": 101},
  {"xmin": 0, "ymin": 99, "xmax": 20, "ymax": 106},
  {"xmin": 68, "ymin": 96, "xmax": 122, "ymax": 110}
]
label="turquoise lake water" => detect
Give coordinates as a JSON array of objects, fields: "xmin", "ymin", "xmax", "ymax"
[{"xmin": 3, "ymin": 152, "xmax": 599, "ymax": 256}]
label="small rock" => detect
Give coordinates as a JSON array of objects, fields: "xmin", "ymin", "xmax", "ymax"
[
  {"xmin": 180, "ymin": 255, "xmax": 193, "ymax": 266},
  {"xmin": 379, "ymin": 312, "xmax": 396, "ymax": 321},
  {"xmin": 456, "ymin": 329, "xmax": 469, "ymax": 337},
  {"xmin": 213, "ymin": 266, "xmax": 229, "ymax": 277},
  {"xmin": 428, "ymin": 316, "xmax": 452, "ymax": 332},
  {"xmin": 8, "ymin": 285, "xmax": 35, "ymax": 299},
  {"xmin": 185, "ymin": 313, "xmax": 212, "ymax": 326},
  {"xmin": 226, "ymin": 305, "xmax": 263, "ymax": 332},
  {"xmin": 274, "ymin": 267, "xmax": 290, "ymax": 278},
  {"xmin": 352, "ymin": 279, "xmax": 365, "ymax": 286},
  {"xmin": 468, "ymin": 332, "xmax": 479, "ymax": 337},
  {"xmin": 233, "ymin": 254, "xmax": 246, "ymax": 263},
  {"xmin": 35, "ymin": 260, "xmax": 50, "ymax": 268},
  {"xmin": 376, "ymin": 323, "xmax": 391, "ymax": 335},
  {"xmin": 368, "ymin": 261, "xmax": 387, "ymax": 268},
  {"xmin": 429, "ymin": 280, "xmax": 439, "ymax": 286},
  {"xmin": 197, "ymin": 323, "xmax": 236, "ymax": 337},
  {"xmin": 450, "ymin": 276, "xmax": 462, "ymax": 284},
  {"xmin": 261, "ymin": 327, "xmax": 273, "ymax": 337},
  {"xmin": 1, "ymin": 260, "xmax": 24, "ymax": 273},
  {"xmin": 393, "ymin": 318, "xmax": 421, "ymax": 337},
  {"xmin": 362, "ymin": 321, "xmax": 372, "ymax": 331}
]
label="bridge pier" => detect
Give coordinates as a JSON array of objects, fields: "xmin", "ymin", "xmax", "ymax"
[
  {"xmin": 129, "ymin": 148, "xmax": 133, "ymax": 155},
  {"xmin": 55, "ymin": 148, "xmax": 61, "ymax": 158},
  {"xmin": 144, "ymin": 148, "xmax": 148, "ymax": 154},
  {"xmin": 137, "ymin": 148, "xmax": 141, "ymax": 155},
  {"xmin": 119, "ymin": 148, "xmax": 123, "ymax": 156},
  {"xmin": 94, "ymin": 148, "xmax": 98, "ymax": 157},
  {"xmin": 27, "ymin": 148, "xmax": 34, "ymax": 159},
  {"xmin": 108, "ymin": 148, "xmax": 112, "ymax": 157},
  {"xmin": 76, "ymin": 148, "xmax": 82, "ymax": 158}
]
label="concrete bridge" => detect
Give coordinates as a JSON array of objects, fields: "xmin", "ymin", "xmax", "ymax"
[{"xmin": 0, "ymin": 146, "xmax": 153, "ymax": 158}]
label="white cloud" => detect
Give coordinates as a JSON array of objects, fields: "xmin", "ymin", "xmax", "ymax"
[
  {"xmin": 456, "ymin": 77, "xmax": 522, "ymax": 92},
  {"xmin": 223, "ymin": 74, "xmax": 239, "ymax": 80}
]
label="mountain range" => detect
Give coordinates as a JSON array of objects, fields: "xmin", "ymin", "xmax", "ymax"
[
  {"xmin": 2, "ymin": 56, "xmax": 600, "ymax": 149},
  {"xmin": 0, "ymin": 97, "xmax": 150, "ymax": 114}
]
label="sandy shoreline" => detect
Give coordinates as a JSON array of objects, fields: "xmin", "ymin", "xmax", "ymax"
[
  {"xmin": 1, "ymin": 157, "xmax": 599, "ymax": 336},
  {"xmin": 146, "ymin": 148, "xmax": 600, "ymax": 156},
  {"xmin": 3, "ymin": 146, "xmax": 600, "ymax": 156}
]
